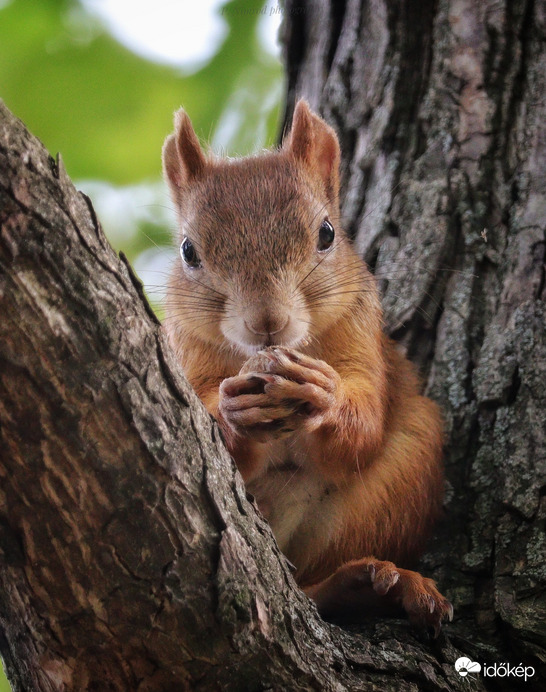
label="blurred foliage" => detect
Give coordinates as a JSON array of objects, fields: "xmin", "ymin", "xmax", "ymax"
[
  {"xmin": 0, "ymin": 0, "xmax": 282, "ymax": 686},
  {"xmin": 0, "ymin": 0, "xmax": 282, "ymax": 182},
  {"xmin": 0, "ymin": 0, "xmax": 282, "ymax": 271}
]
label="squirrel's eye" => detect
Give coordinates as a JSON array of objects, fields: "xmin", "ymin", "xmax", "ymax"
[
  {"xmin": 317, "ymin": 219, "xmax": 335, "ymax": 252},
  {"xmin": 180, "ymin": 237, "xmax": 201, "ymax": 268}
]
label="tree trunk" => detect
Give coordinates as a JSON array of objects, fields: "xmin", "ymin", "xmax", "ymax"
[
  {"xmin": 283, "ymin": 0, "xmax": 545, "ymax": 684},
  {"xmin": 0, "ymin": 0, "xmax": 544, "ymax": 689}
]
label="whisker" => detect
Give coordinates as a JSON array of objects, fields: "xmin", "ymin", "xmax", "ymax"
[
  {"xmin": 302, "ymin": 263, "xmax": 367, "ymax": 295},
  {"xmin": 304, "ymin": 276, "xmax": 369, "ymax": 303},
  {"xmin": 292, "ymin": 237, "xmax": 347, "ymax": 296}
]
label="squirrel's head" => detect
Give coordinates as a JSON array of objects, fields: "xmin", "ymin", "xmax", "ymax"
[{"xmin": 162, "ymin": 99, "xmax": 366, "ymax": 358}]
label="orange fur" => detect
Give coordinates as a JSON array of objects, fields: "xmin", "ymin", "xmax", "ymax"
[{"xmin": 162, "ymin": 100, "xmax": 451, "ymax": 633}]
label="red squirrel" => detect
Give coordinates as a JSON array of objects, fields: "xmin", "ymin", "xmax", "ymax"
[{"xmin": 162, "ymin": 100, "xmax": 453, "ymax": 634}]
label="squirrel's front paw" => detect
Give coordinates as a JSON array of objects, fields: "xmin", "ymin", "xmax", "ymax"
[
  {"xmin": 258, "ymin": 347, "xmax": 341, "ymax": 424},
  {"xmin": 219, "ymin": 371, "xmax": 303, "ymax": 441},
  {"xmin": 219, "ymin": 347, "xmax": 340, "ymax": 441}
]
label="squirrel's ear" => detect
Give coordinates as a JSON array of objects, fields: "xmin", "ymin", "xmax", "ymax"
[
  {"xmin": 285, "ymin": 99, "xmax": 340, "ymax": 202},
  {"xmin": 162, "ymin": 108, "xmax": 206, "ymax": 194}
]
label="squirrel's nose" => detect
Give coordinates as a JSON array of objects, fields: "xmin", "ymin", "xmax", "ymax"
[{"xmin": 244, "ymin": 315, "xmax": 289, "ymax": 337}]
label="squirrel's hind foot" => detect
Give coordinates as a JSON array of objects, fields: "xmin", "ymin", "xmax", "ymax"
[{"xmin": 305, "ymin": 557, "xmax": 453, "ymax": 637}]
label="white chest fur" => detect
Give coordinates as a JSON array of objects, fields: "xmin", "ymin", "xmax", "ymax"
[{"xmin": 246, "ymin": 440, "xmax": 342, "ymax": 570}]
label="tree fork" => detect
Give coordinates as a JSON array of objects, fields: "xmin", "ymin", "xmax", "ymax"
[{"xmin": 0, "ymin": 101, "xmax": 478, "ymax": 691}]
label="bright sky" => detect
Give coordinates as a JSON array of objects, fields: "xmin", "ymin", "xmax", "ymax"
[{"xmin": 82, "ymin": 0, "xmax": 281, "ymax": 68}]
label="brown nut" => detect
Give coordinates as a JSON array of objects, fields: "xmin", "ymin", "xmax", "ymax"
[{"xmin": 239, "ymin": 348, "xmax": 276, "ymax": 375}]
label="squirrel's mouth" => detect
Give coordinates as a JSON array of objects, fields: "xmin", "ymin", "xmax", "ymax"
[
  {"xmin": 244, "ymin": 316, "xmax": 289, "ymax": 340},
  {"xmin": 224, "ymin": 318, "xmax": 309, "ymax": 357}
]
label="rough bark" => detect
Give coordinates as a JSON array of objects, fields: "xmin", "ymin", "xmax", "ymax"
[{"xmin": 283, "ymin": 0, "xmax": 545, "ymax": 686}]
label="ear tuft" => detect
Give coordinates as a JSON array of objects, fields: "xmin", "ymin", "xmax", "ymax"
[
  {"xmin": 285, "ymin": 99, "xmax": 340, "ymax": 202},
  {"xmin": 162, "ymin": 108, "xmax": 206, "ymax": 195},
  {"xmin": 288, "ymin": 100, "xmax": 315, "ymax": 163}
]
